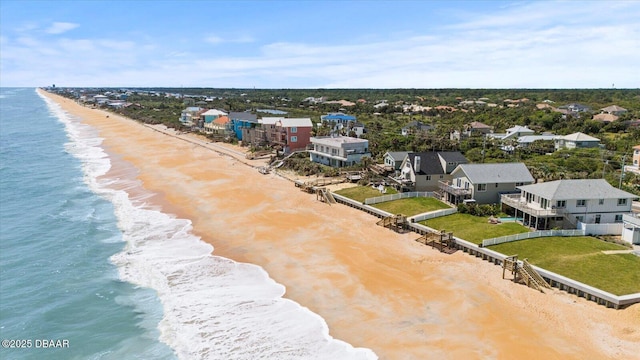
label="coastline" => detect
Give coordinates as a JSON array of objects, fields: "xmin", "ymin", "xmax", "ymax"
[{"xmin": 40, "ymin": 89, "xmax": 640, "ymax": 359}]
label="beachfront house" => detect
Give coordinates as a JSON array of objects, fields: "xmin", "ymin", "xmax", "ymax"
[
  {"xmin": 439, "ymin": 163, "xmax": 534, "ymax": 205},
  {"xmin": 202, "ymin": 109, "xmax": 227, "ymax": 123},
  {"xmin": 554, "ymin": 132, "xmax": 601, "ymax": 150},
  {"xmin": 391, "ymin": 151, "xmax": 468, "ymax": 192},
  {"xmin": 229, "ymin": 112, "xmax": 259, "ymax": 141},
  {"xmin": 309, "ymin": 136, "xmax": 370, "ymax": 167},
  {"xmin": 259, "ymin": 117, "xmax": 313, "ymax": 153},
  {"xmin": 383, "ymin": 151, "xmax": 409, "ymax": 171},
  {"xmin": 179, "ymin": 106, "xmax": 205, "ymax": 126},
  {"xmin": 203, "ymin": 115, "xmax": 230, "ymax": 135},
  {"xmin": 501, "ymin": 179, "xmax": 638, "ymax": 230}
]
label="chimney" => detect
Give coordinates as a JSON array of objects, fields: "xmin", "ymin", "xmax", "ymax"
[{"xmin": 414, "ymin": 155, "xmax": 421, "ymax": 171}]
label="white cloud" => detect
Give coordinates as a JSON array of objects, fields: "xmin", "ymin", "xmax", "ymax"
[
  {"xmin": 45, "ymin": 22, "xmax": 79, "ymax": 34},
  {"xmin": 204, "ymin": 34, "xmax": 255, "ymax": 45}
]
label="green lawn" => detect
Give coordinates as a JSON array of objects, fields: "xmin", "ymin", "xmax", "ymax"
[
  {"xmin": 422, "ymin": 213, "xmax": 530, "ymax": 244},
  {"xmin": 373, "ymin": 197, "xmax": 451, "ymax": 216},
  {"xmin": 334, "ymin": 186, "xmax": 397, "ymax": 203},
  {"xmin": 488, "ymin": 237, "xmax": 640, "ymax": 295}
]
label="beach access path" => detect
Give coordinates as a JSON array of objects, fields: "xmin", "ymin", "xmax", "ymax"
[{"xmin": 42, "ymin": 90, "xmax": 640, "ymax": 360}]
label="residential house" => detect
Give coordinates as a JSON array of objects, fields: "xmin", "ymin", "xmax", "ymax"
[
  {"xmin": 203, "ymin": 115, "xmax": 230, "ymax": 135},
  {"xmin": 558, "ymin": 103, "xmax": 591, "ymax": 114},
  {"xmin": 592, "ymin": 113, "xmax": 619, "ymax": 123},
  {"xmin": 309, "ymin": 136, "xmax": 370, "ymax": 167},
  {"xmin": 600, "ymin": 105, "xmax": 627, "ymax": 116},
  {"xmin": 383, "ymin": 151, "xmax": 409, "ymax": 171},
  {"xmin": 348, "ymin": 122, "xmax": 366, "ymax": 137},
  {"xmin": 554, "ymin": 132, "xmax": 600, "ymax": 150},
  {"xmin": 321, "ymin": 112, "xmax": 357, "ymax": 126},
  {"xmin": 439, "ymin": 163, "xmax": 534, "ymax": 205},
  {"xmin": 516, "ymin": 134, "xmax": 558, "ymax": 150},
  {"xmin": 625, "ymin": 145, "xmax": 640, "ymax": 175},
  {"xmin": 401, "ymin": 121, "xmax": 434, "ymax": 136},
  {"xmin": 229, "ymin": 112, "xmax": 259, "ymax": 141},
  {"xmin": 501, "ymin": 179, "xmax": 638, "ymax": 230},
  {"xmin": 501, "ymin": 125, "xmax": 535, "ymax": 141},
  {"xmin": 179, "ymin": 106, "xmax": 205, "ymax": 126},
  {"xmin": 202, "ymin": 109, "xmax": 227, "ymax": 123},
  {"xmin": 393, "ymin": 152, "xmax": 468, "ymax": 192},
  {"xmin": 450, "ymin": 121, "xmax": 492, "ymax": 141},
  {"xmin": 259, "ymin": 117, "xmax": 313, "ymax": 153}
]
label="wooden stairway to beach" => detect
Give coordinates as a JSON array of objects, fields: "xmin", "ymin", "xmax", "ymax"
[
  {"xmin": 503, "ymin": 256, "xmax": 550, "ymax": 292},
  {"xmin": 518, "ymin": 259, "xmax": 551, "ymax": 292},
  {"xmin": 315, "ymin": 187, "xmax": 336, "ymax": 204}
]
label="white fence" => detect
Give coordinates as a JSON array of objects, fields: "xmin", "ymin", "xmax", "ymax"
[
  {"xmin": 482, "ymin": 229, "xmax": 585, "ymax": 247},
  {"xmin": 364, "ymin": 191, "xmax": 436, "ymax": 205},
  {"xmin": 578, "ymin": 222, "xmax": 623, "ymax": 236},
  {"xmin": 410, "ymin": 207, "xmax": 458, "ymax": 222}
]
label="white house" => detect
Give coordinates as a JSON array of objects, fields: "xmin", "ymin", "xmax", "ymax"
[
  {"xmin": 555, "ymin": 132, "xmax": 600, "ymax": 150},
  {"xmin": 309, "ymin": 136, "xmax": 370, "ymax": 167},
  {"xmin": 439, "ymin": 163, "xmax": 534, "ymax": 205},
  {"xmin": 501, "ymin": 179, "xmax": 638, "ymax": 230}
]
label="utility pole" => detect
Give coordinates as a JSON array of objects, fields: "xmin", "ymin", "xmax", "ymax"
[
  {"xmin": 481, "ymin": 134, "xmax": 486, "ymax": 163},
  {"xmin": 619, "ymin": 154, "xmax": 627, "ymax": 188}
]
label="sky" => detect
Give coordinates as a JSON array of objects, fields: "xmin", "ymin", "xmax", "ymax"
[{"xmin": 1, "ymin": 0, "xmax": 639, "ymax": 88}]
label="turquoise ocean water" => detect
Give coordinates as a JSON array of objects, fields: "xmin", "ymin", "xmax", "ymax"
[
  {"xmin": 0, "ymin": 88, "xmax": 376, "ymax": 359},
  {"xmin": 0, "ymin": 88, "xmax": 176, "ymax": 359}
]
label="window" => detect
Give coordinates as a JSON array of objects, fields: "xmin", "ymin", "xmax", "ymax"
[
  {"xmin": 595, "ymin": 215, "xmax": 601, "ymax": 224},
  {"xmin": 426, "ymin": 175, "xmax": 431, "ymax": 181},
  {"xmin": 576, "ymin": 216, "xmax": 584, "ymax": 223},
  {"xmin": 618, "ymin": 198, "xmax": 628, "ymax": 206},
  {"xmin": 615, "ymin": 214, "xmax": 623, "ymax": 222},
  {"xmin": 495, "ymin": 183, "xmax": 498, "ymax": 188},
  {"xmin": 599, "ymin": 199, "xmax": 604, "ymax": 205},
  {"xmin": 556, "ymin": 200, "xmax": 566, "ymax": 208},
  {"xmin": 290, "ymin": 136, "xmax": 297, "ymax": 143},
  {"xmin": 291, "ymin": 127, "xmax": 297, "ymax": 133},
  {"xmin": 576, "ymin": 199, "xmax": 586, "ymax": 207},
  {"xmin": 477, "ymin": 184, "xmax": 487, "ymax": 192}
]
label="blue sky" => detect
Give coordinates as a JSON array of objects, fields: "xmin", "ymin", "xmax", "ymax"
[{"xmin": 1, "ymin": 0, "xmax": 639, "ymax": 88}]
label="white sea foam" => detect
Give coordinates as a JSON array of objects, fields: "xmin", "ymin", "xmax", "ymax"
[{"xmin": 40, "ymin": 90, "xmax": 377, "ymax": 360}]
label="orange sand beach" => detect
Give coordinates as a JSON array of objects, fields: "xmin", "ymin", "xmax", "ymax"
[{"xmin": 41, "ymin": 90, "xmax": 640, "ymax": 359}]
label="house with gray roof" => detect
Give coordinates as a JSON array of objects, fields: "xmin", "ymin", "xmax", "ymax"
[
  {"xmin": 554, "ymin": 132, "xmax": 600, "ymax": 150},
  {"xmin": 439, "ymin": 163, "xmax": 534, "ymax": 204},
  {"xmin": 383, "ymin": 151, "xmax": 409, "ymax": 171},
  {"xmin": 392, "ymin": 152, "xmax": 468, "ymax": 192},
  {"xmin": 501, "ymin": 179, "xmax": 638, "ymax": 230}
]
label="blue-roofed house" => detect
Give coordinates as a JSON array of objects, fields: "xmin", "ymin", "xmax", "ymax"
[
  {"xmin": 320, "ymin": 112, "xmax": 357, "ymax": 125},
  {"xmin": 229, "ymin": 112, "xmax": 259, "ymax": 141}
]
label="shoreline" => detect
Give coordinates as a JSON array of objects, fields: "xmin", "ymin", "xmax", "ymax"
[{"xmin": 40, "ymin": 89, "xmax": 640, "ymax": 359}]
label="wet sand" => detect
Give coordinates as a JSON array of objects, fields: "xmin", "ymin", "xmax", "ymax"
[{"xmin": 42, "ymin": 90, "xmax": 640, "ymax": 359}]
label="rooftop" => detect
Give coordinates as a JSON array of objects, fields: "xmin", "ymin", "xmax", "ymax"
[
  {"xmin": 518, "ymin": 179, "xmax": 638, "ymax": 200},
  {"xmin": 455, "ymin": 163, "xmax": 534, "ymax": 184}
]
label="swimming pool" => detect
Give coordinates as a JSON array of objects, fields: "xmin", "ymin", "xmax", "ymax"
[{"xmin": 499, "ymin": 217, "xmax": 524, "ymax": 222}]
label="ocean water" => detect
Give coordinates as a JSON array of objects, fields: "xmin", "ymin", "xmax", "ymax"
[{"xmin": 0, "ymin": 88, "xmax": 376, "ymax": 359}]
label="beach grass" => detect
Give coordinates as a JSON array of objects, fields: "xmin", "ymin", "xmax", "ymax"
[
  {"xmin": 488, "ymin": 236, "xmax": 640, "ymax": 295},
  {"xmin": 373, "ymin": 197, "xmax": 450, "ymax": 216},
  {"xmin": 421, "ymin": 213, "xmax": 530, "ymax": 244},
  {"xmin": 334, "ymin": 186, "xmax": 397, "ymax": 203}
]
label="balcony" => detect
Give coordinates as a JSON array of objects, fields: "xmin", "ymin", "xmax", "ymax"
[
  {"xmin": 501, "ymin": 193, "xmax": 565, "ymax": 217},
  {"xmin": 438, "ymin": 180, "xmax": 472, "ymax": 196}
]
